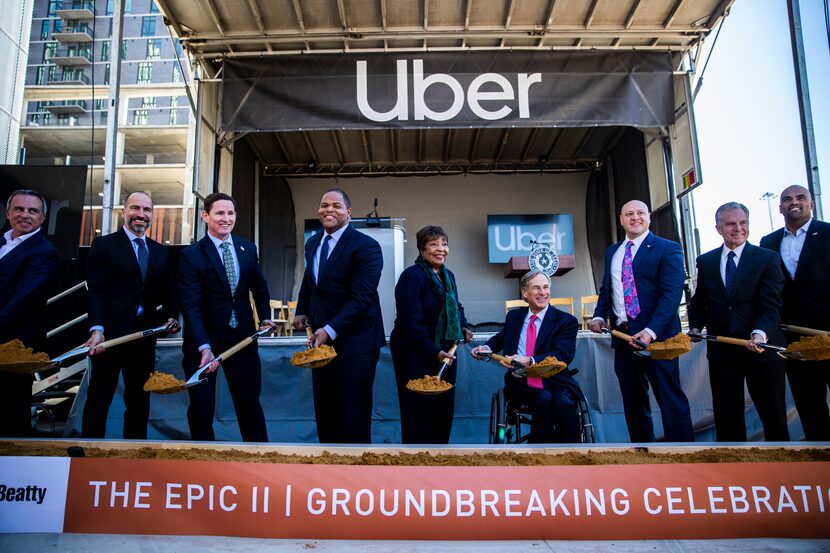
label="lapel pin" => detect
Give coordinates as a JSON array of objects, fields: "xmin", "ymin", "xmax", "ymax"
[
  {"xmin": 240, "ymin": 246, "xmax": 245, "ymax": 252},
  {"xmin": 812, "ymin": 232, "xmax": 818, "ymax": 236}
]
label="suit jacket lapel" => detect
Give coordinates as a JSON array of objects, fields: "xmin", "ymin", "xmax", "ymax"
[
  {"xmin": 707, "ymin": 248, "xmax": 729, "ymax": 300},
  {"xmin": 794, "ymin": 220, "xmax": 822, "ymax": 281},
  {"xmin": 631, "ymin": 232, "xmax": 655, "ymax": 272},
  {"xmin": 535, "ymin": 307, "xmax": 557, "ymax": 349},
  {"xmin": 318, "ymin": 225, "xmax": 352, "ymax": 285},
  {"xmin": 117, "ymin": 229, "xmax": 144, "ymax": 281},
  {"xmin": 0, "ymin": 231, "xmax": 41, "ymax": 268},
  {"xmin": 505, "ymin": 308, "xmax": 526, "ymax": 355},
  {"xmin": 731, "ymin": 244, "xmax": 757, "ymax": 298},
  {"xmin": 202, "ymin": 236, "xmax": 232, "ymax": 294}
]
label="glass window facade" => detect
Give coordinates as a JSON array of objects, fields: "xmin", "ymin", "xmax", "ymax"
[
  {"xmin": 146, "ymin": 38, "xmax": 161, "ymax": 60},
  {"xmin": 137, "ymin": 61, "xmax": 152, "ymax": 83},
  {"xmin": 141, "ymin": 16, "xmax": 156, "ymax": 37}
]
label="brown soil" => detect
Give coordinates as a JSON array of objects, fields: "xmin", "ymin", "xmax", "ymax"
[{"xmin": 1, "ymin": 441, "xmax": 828, "ymax": 465}]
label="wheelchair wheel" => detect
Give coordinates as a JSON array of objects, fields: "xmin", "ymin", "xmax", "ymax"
[
  {"xmin": 576, "ymin": 397, "xmax": 595, "ymax": 444},
  {"xmin": 489, "ymin": 388, "xmax": 508, "ymax": 444}
]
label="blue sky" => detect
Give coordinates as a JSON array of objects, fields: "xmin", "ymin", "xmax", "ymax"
[{"xmin": 692, "ymin": 0, "xmax": 829, "ymax": 250}]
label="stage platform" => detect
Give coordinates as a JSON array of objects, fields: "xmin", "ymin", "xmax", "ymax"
[{"xmin": 62, "ymin": 332, "xmax": 807, "ymax": 443}]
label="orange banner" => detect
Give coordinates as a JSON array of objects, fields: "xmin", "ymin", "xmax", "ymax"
[{"xmin": 63, "ymin": 459, "xmax": 830, "ymax": 540}]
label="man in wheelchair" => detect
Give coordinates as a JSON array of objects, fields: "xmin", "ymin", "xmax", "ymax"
[{"xmin": 471, "ymin": 270, "xmax": 583, "ymax": 443}]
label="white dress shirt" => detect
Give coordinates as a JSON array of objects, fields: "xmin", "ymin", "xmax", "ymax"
[
  {"xmin": 207, "ymin": 233, "xmax": 240, "ymax": 289},
  {"xmin": 780, "ymin": 217, "xmax": 811, "ymax": 279},
  {"xmin": 720, "ymin": 242, "xmax": 766, "ymax": 341},
  {"xmin": 591, "ymin": 231, "xmax": 656, "ymax": 340},
  {"xmin": 0, "ymin": 227, "xmax": 40, "ymax": 260},
  {"xmin": 517, "ymin": 305, "xmax": 548, "ymax": 357},
  {"xmin": 312, "ymin": 224, "xmax": 348, "ymax": 341}
]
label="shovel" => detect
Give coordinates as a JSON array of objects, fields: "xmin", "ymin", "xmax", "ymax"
[
  {"xmin": 406, "ymin": 343, "xmax": 459, "ymax": 395},
  {"xmin": 600, "ymin": 327, "xmax": 651, "ymax": 357},
  {"xmin": 687, "ymin": 332, "xmax": 805, "ymax": 360},
  {"xmin": 147, "ymin": 326, "xmax": 275, "ymax": 394},
  {"xmin": 290, "ymin": 326, "xmax": 337, "ymax": 368},
  {"xmin": 780, "ymin": 324, "xmax": 830, "ymax": 337},
  {"xmin": 475, "ymin": 351, "xmax": 569, "ymax": 378},
  {"xmin": 51, "ymin": 321, "xmax": 179, "ymax": 365}
]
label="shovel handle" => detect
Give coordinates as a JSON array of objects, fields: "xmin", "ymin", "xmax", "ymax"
[
  {"xmin": 100, "ymin": 330, "xmax": 148, "ymax": 349},
  {"xmin": 781, "ymin": 324, "xmax": 830, "ymax": 337},
  {"xmin": 216, "ymin": 336, "xmax": 254, "ymax": 362},
  {"xmin": 712, "ymin": 335, "xmax": 752, "ymax": 347},
  {"xmin": 607, "ymin": 329, "xmax": 649, "ymax": 350},
  {"xmin": 435, "ymin": 343, "xmax": 459, "ymax": 379}
]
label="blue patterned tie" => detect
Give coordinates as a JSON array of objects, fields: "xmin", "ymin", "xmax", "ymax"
[
  {"xmin": 724, "ymin": 251, "xmax": 736, "ymax": 295},
  {"xmin": 725, "ymin": 251, "xmax": 737, "ymax": 332},
  {"xmin": 220, "ymin": 241, "xmax": 238, "ymax": 328},
  {"xmin": 134, "ymin": 238, "xmax": 148, "ymax": 281},
  {"xmin": 621, "ymin": 241, "xmax": 640, "ymax": 320}
]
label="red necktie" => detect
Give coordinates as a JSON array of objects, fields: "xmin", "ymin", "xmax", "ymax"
[{"xmin": 525, "ymin": 314, "xmax": 543, "ymax": 389}]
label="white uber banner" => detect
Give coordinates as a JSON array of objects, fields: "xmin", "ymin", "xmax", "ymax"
[{"xmin": 0, "ymin": 456, "xmax": 70, "ymax": 533}]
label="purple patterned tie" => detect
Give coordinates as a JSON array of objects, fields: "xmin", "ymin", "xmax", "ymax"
[{"xmin": 622, "ymin": 241, "xmax": 640, "ymax": 320}]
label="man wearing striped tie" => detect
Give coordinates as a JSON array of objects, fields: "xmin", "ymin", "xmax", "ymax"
[
  {"xmin": 689, "ymin": 202, "xmax": 789, "ymax": 442},
  {"xmin": 83, "ymin": 191, "xmax": 179, "ymax": 439},
  {"xmin": 590, "ymin": 199, "xmax": 694, "ymax": 443},
  {"xmin": 179, "ymin": 192, "xmax": 274, "ymax": 442}
]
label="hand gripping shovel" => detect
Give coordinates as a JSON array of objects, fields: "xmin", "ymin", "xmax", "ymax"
[
  {"xmin": 476, "ymin": 351, "xmax": 569, "ymax": 379},
  {"xmin": 145, "ymin": 326, "xmax": 274, "ymax": 394},
  {"xmin": 687, "ymin": 332, "xmax": 806, "ymax": 361},
  {"xmin": 600, "ymin": 327, "xmax": 651, "ymax": 357},
  {"xmin": 406, "ymin": 343, "xmax": 459, "ymax": 395}
]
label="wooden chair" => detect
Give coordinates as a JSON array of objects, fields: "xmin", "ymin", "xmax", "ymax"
[
  {"xmin": 580, "ymin": 294, "xmax": 599, "ymax": 330},
  {"xmin": 269, "ymin": 299, "xmax": 289, "ymax": 336},
  {"xmin": 286, "ymin": 300, "xmax": 298, "ymax": 336},
  {"xmin": 549, "ymin": 297, "xmax": 574, "ymax": 315},
  {"xmin": 504, "ymin": 299, "xmax": 528, "ymax": 314}
]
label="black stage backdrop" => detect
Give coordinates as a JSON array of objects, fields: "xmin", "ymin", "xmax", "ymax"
[{"xmin": 222, "ymin": 51, "xmax": 674, "ymax": 132}]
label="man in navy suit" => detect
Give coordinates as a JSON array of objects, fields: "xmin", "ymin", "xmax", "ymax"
[
  {"xmin": 589, "ymin": 199, "xmax": 693, "ymax": 442},
  {"xmin": 760, "ymin": 186, "xmax": 829, "ymax": 440},
  {"xmin": 82, "ymin": 191, "xmax": 179, "ymax": 439},
  {"xmin": 179, "ymin": 192, "xmax": 274, "ymax": 442},
  {"xmin": 689, "ymin": 202, "xmax": 789, "ymax": 442},
  {"xmin": 293, "ymin": 188, "xmax": 385, "ymax": 444},
  {"xmin": 0, "ymin": 189, "xmax": 59, "ymax": 437},
  {"xmin": 471, "ymin": 270, "xmax": 582, "ymax": 443}
]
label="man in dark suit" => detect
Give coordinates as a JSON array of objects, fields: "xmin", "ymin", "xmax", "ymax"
[
  {"xmin": 760, "ymin": 185, "xmax": 829, "ymax": 440},
  {"xmin": 589, "ymin": 199, "xmax": 693, "ymax": 443},
  {"xmin": 179, "ymin": 192, "xmax": 274, "ymax": 442},
  {"xmin": 689, "ymin": 202, "xmax": 789, "ymax": 442},
  {"xmin": 0, "ymin": 189, "xmax": 59, "ymax": 437},
  {"xmin": 472, "ymin": 270, "xmax": 582, "ymax": 443},
  {"xmin": 293, "ymin": 188, "xmax": 385, "ymax": 444},
  {"xmin": 82, "ymin": 191, "xmax": 179, "ymax": 439}
]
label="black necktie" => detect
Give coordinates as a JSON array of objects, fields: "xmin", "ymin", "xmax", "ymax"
[
  {"xmin": 318, "ymin": 235, "xmax": 332, "ymax": 280},
  {"xmin": 135, "ymin": 238, "xmax": 149, "ymax": 281}
]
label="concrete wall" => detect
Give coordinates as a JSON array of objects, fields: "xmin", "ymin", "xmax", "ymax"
[{"xmin": 288, "ymin": 172, "xmax": 596, "ymax": 327}]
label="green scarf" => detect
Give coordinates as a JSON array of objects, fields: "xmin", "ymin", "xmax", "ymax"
[{"xmin": 415, "ymin": 255, "xmax": 463, "ymax": 348}]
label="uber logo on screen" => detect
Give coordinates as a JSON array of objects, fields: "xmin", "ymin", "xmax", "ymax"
[
  {"xmin": 487, "ymin": 214, "xmax": 574, "ymax": 263},
  {"xmin": 356, "ymin": 60, "xmax": 542, "ymax": 122}
]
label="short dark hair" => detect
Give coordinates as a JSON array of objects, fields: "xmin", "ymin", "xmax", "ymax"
[
  {"xmin": 203, "ymin": 192, "xmax": 236, "ymax": 213},
  {"xmin": 416, "ymin": 225, "xmax": 449, "ymax": 252},
  {"xmin": 7, "ymin": 189, "xmax": 48, "ymax": 216},
  {"xmin": 322, "ymin": 188, "xmax": 351, "ymax": 209},
  {"xmin": 715, "ymin": 202, "xmax": 749, "ymax": 225}
]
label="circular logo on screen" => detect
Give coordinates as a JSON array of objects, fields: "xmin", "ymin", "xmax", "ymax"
[{"xmin": 528, "ymin": 244, "xmax": 559, "ymax": 276}]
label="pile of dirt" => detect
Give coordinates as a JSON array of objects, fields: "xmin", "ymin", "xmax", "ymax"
[{"xmin": 1, "ymin": 441, "xmax": 828, "ymax": 465}]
